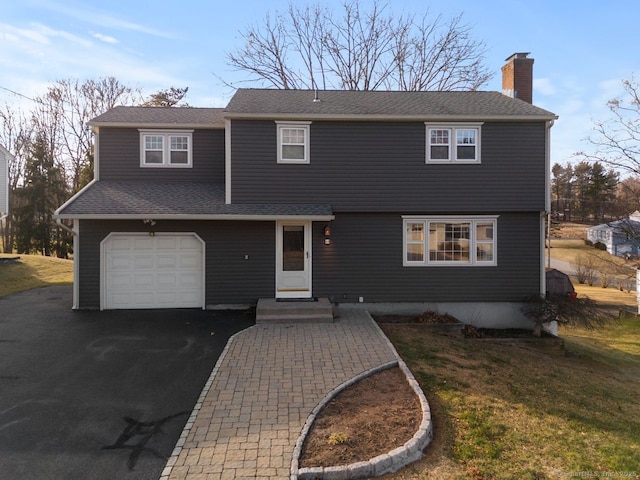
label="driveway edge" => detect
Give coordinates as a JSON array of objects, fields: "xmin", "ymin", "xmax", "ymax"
[{"xmin": 158, "ymin": 325, "xmax": 257, "ymax": 480}]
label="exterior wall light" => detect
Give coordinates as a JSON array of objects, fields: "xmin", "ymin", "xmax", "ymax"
[{"xmin": 324, "ymin": 224, "xmax": 331, "ymax": 245}]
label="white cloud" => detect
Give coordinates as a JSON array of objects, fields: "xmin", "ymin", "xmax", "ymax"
[
  {"xmin": 92, "ymin": 32, "xmax": 118, "ymax": 44},
  {"xmin": 31, "ymin": 0, "xmax": 175, "ymax": 39}
]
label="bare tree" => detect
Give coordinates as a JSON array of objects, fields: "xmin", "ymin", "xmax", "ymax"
[
  {"xmin": 578, "ymin": 76, "xmax": 640, "ymax": 175},
  {"xmin": 38, "ymin": 78, "xmax": 141, "ymax": 193},
  {"xmin": 226, "ymin": 0, "xmax": 492, "ymax": 91}
]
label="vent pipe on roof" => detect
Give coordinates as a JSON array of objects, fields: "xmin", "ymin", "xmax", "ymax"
[
  {"xmin": 502, "ymin": 52, "xmax": 534, "ymax": 104},
  {"xmin": 313, "ymin": 90, "xmax": 321, "ymax": 103}
]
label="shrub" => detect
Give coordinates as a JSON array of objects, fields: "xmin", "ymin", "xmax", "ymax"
[{"xmin": 574, "ymin": 254, "xmax": 597, "ymax": 285}]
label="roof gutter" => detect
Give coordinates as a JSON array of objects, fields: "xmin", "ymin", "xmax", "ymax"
[
  {"xmin": 54, "ymin": 213, "xmax": 336, "ymax": 222},
  {"xmin": 223, "ymin": 112, "xmax": 559, "ymax": 122}
]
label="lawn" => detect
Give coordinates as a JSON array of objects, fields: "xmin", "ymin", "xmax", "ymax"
[
  {"xmin": 380, "ymin": 321, "xmax": 640, "ymax": 479},
  {"xmin": 379, "ymin": 281, "xmax": 640, "ymax": 479},
  {"xmin": 0, "ymin": 253, "xmax": 73, "ymax": 298}
]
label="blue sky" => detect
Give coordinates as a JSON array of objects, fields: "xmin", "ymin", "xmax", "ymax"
[{"xmin": 1, "ymin": 0, "xmax": 639, "ymax": 166}]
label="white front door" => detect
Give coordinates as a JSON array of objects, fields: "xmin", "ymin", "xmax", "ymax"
[{"xmin": 276, "ymin": 221, "xmax": 311, "ymax": 298}]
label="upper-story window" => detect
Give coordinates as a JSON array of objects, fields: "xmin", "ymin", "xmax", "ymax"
[
  {"xmin": 276, "ymin": 121, "xmax": 311, "ymax": 164},
  {"xmin": 139, "ymin": 130, "xmax": 193, "ymax": 168},
  {"xmin": 425, "ymin": 123, "xmax": 482, "ymax": 163},
  {"xmin": 403, "ymin": 216, "xmax": 497, "ymax": 266}
]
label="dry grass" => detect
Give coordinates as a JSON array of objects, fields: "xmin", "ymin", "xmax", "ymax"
[
  {"xmin": 380, "ymin": 319, "xmax": 640, "ymax": 480},
  {"xmin": 0, "ymin": 253, "xmax": 73, "ymax": 297},
  {"xmin": 550, "ymin": 239, "xmax": 628, "ymax": 266}
]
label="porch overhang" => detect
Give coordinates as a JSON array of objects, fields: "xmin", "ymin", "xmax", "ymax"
[{"xmin": 54, "ymin": 180, "xmax": 334, "ymax": 222}]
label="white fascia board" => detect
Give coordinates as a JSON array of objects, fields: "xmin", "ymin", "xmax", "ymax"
[
  {"xmin": 54, "ymin": 213, "xmax": 336, "ymax": 222},
  {"xmin": 53, "ymin": 179, "xmax": 97, "ymax": 217},
  {"xmin": 88, "ymin": 121, "xmax": 224, "ymax": 129},
  {"xmin": 224, "ymin": 113, "xmax": 559, "ymax": 122}
]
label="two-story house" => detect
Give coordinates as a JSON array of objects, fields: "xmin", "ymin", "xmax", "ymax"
[{"xmin": 55, "ymin": 53, "xmax": 557, "ymax": 328}]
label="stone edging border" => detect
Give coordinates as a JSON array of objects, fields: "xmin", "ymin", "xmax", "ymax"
[
  {"xmin": 158, "ymin": 325, "xmax": 258, "ymax": 480},
  {"xmin": 291, "ymin": 312, "xmax": 433, "ymax": 480}
]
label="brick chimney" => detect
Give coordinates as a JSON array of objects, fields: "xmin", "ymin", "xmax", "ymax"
[{"xmin": 502, "ymin": 52, "xmax": 534, "ymax": 103}]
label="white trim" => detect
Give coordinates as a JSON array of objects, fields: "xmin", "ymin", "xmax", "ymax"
[
  {"xmin": 275, "ymin": 121, "xmax": 311, "ymax": 164},
  {"xmin": 100, "ymin": 232, "xmax": 206, "ymax": 311},
  {"xmin": 55, "ymin": 212, "xmax": 335, "ymax": 221},
  {"xmin": 138, "ymin": 129, "xmax": 194, "ymax": 168},
  {"xmin": 402, "ymin": 215, "xmax": 498, "ymax": 267},
  {"xmin": 53, "ymin": 179, "xmax": 97, "ymax": 217},
  {"xmin": 424, "ymin": 123, "xmax": 483, "ymax": 164},
  {"xmin": 226, "ymin": 113, "xmax": 558, "ymax": 122},
  {"xmin": 275, "ymin": 220, "xmax": 312, "ymax": 298},
  {"xmin": 0, "ymin": 144, "xmax": 12, "ymax": 216},
  {"xmin": 225, "ymin": 119, "xmax": 231, "ymax": 204},
  {"xmin": 93, "ymin": 127, "xmax": 100, "ymax": 181},
  {"xmin": 73, "ymin": 219, "xmax": 79, "ymax": 309}
]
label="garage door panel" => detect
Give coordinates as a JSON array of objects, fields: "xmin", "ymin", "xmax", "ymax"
[
  {"xmin": 104, "ymin": 233, "xmax": 203, "ymax": 310},
  {"xmin": 110, "ymin": 238, "xmax": 132, "ymax": 250},
  {"xmin": 156, "ymin": 255, "xmax": 178, "ymax": 268},
  {"xmin": 109, "ymin": 255, "xmax": 132, "ymax": 270},
  {"xmin": 134, "ymin": 237, "xmax": 155, "ymax": 249},
  {"xmin": 131, "ymin": 293, "xmax": 154, "ymax": 307},
  {"xmin": 157, "ymin": 237, "xmax": 178, "ymax": 249},
  {"xmin": 133, "ymin": 255, "xmax": 154, "ymax": 269},
  {"xmin": 156, "ymin": 272, "xmax": 178, "ymax": 288},
  {"xmin": 179, "ymin": 254, "xmax": 201, "ymax": 268},
  {"xmin": 132, "ymin": 274, "xmax": 154, "ymax": 289}
]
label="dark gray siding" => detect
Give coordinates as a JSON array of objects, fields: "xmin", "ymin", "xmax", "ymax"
[
  {"xmin": 231, "ymin": 120, "xmax": 546, "ymax": 212},
  {"xmin": 77, "ymin": 212, "xmax": 540, "ymax": 309},
  {"xmin": 78, "ymin": 220, "xmax": 274, "ymax": 309},
  {"xmin": 313, "ymin": 212, "xmax": 541, "ymax": 303},
  {"xmin": 98, "ymin": 128, "xmax": 225, "ymax": 182}
]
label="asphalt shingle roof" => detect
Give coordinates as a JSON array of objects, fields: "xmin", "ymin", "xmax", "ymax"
[
  {"xmin": 225, "ymin": 89, "xmax": 557, "ymax": 119},
  {"xmin": 56, "ymin": 181, "xmax": 333, "ymax": 218},
  {"xmin": 90, "ymin": 106, "xmax": 226, "ymax": 128}
]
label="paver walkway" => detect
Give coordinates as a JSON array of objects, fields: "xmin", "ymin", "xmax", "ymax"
[{"xmin": 160, "ymin": 309, "xmax": 398, "ymax": 480}]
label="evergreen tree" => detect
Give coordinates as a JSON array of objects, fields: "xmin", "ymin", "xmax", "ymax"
[{"xmin": 12, "ymin": 135, "xmax": 70, "ymax": 256}]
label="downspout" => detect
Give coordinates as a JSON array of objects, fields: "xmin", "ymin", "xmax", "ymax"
[
  {"xmin": 56, "ymin": 217, "xmax": 76, "ymax": 236},
  {"xmin": 543, "ymin": 119, "xmax": 555, "ymax": 296},
  {"xmin": 56, "ymin": 217, "xmax": 79, "ymax": 310}
]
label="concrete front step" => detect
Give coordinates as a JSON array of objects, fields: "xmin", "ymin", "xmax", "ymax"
[{"xmin": 256, "ymin": 298, "xmax": 334, "ymax": 323}]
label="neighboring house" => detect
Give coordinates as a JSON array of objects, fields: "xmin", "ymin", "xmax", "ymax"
[
  {"xmin": 55, "ymin": 52, "xmax": 557, "ymax": 328},
  {"xmin": 586, "ymin": 211, "xmax": 640, "ymax": 257},
  {"xmin": 0, "ymin": 144, "xmax": 10, "ymax": 220}
]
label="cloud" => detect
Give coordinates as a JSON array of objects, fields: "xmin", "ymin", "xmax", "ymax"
[
  {"xmin": 92, "ymin": 32, "xmax": 118, "ymax": 44},
  {"xmin": 31, "ymin": 0, "xmax": 175, "ymax": 39}
]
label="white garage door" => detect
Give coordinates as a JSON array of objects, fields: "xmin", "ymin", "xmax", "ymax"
[{"xmin": 103, "ymin": 233, "xmax": 204, "ymax": 310}]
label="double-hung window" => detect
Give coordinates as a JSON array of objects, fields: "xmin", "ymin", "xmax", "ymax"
[
  {"xmin": 425, "ymin": 123, "xmax": 482, "ymax": 163},
  {"xmin": 403, "ymin": 216, "xmax": 497, "ymax": 266},
  {"xmin": 276, "ymin": 121, "xmax": 311, "ymax": 164},
  {"xmin": 140, "ymin": 130, "xmax": 193, "ymax": 167}
]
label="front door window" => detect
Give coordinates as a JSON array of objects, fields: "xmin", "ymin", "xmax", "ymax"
[{"xmin": 283, "ymin": 226, "xmax": 305, "ymax": 271}]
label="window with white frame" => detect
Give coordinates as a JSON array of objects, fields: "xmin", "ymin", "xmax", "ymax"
[
  {"xmin": 276, "ymin": 121, "xmax": 311, "ymax": 163},
  {"xmin": 425, "ymin": 123, "xmax": 482, "ymax": 163},
  {"xmin": 403, "ymin": 216, "xmax": 497, "ymax": 266},
  {"xmin": 139, "ymin": 130, "xmax": 193, "ymax": 167}
]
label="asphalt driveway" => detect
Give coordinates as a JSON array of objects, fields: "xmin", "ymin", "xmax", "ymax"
[{"xmin": 0, "ymin": 285, "xmax": 254, "ymax": 480}]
